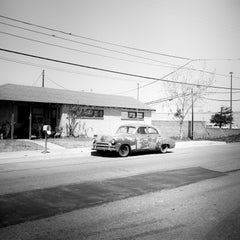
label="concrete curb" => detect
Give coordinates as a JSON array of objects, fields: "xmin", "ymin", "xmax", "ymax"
[
  {"xmin": 0, "ymin": 141, "xmax": 227, "ymax": 163},
  {"xmin": 175, "ymin": 140, "xmax": 226, "ymax": 149},
  {"xmin": 0, "ymin": 147, "xmax": 91, "ymax": 164}
]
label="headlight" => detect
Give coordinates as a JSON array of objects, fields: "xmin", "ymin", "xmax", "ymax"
[{"xmin": 111, "ymin": 139, "xmax": 116, "ymax": 145}]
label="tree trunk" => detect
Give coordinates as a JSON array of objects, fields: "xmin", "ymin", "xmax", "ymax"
[{"xmin": 179, "ymin": 121, "xmax": 184, "ymax": 140}]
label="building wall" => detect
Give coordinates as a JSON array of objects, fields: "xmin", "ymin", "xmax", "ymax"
[
  {"xmin": 152, "ymin": 111, "xmax": 240, "ymax": 128},
  {"xmin": 152, "ymin": 120, "xmax": 240, "ymax": 139},
  {"xmin": 0, "ymin": 101, "xmax": 14, "ymax": 124},
  {"xmin": 0, "ymin": 101, "xmax": 19, "ymax": 138},
  {"xmin": 152, "ymin": 120, "xmax": 206, "ymax": 139},
  {"xmin": 60, "ymin": 105, "xmax": 152, "ymax": 137}
]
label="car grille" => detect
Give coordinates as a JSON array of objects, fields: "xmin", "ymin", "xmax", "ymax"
[
  {"xmin": 96, "ymin": 142, "xmax": 110, "ymax": 148},
  {"xmin": 93, "ymin": 142, "xmax": 116, "ymax": 151}
]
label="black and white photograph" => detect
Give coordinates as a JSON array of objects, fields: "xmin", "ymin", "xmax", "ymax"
[{"xmin": 0, "ymin": 0, "xmax": 240, "ymax": 239}]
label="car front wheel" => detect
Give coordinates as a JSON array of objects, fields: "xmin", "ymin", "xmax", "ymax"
[
  {"xmin": 118, "ymin": 145, "xmax": 130, "ymax": 157},
  {"xmin": 159, "ymin": 144, "xmax": 168, "ymax": 154}
]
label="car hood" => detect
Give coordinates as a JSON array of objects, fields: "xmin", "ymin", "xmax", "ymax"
[{"xmin": 95, "ymin": 133, "xmax": 133, "ymax": 142}]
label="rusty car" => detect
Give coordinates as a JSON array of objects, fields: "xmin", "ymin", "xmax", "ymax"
[{"xmin": 92, "ymin": 124, "xmax": 175, "ymax": 157}]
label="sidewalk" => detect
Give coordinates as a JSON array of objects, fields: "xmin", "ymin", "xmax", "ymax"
[
  {"xmin": 0, "ymin": 140, "xmax": 226, "ymax": 163},
  {"xmin": 0, "ymin": 139, "xmax": 91, "ymax": 163},
  {"xmin": 175, "ymin": 140, "xmax": 226, "ymax": 149}
]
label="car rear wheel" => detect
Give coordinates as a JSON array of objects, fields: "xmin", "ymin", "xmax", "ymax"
[
  {"xmin": 159, "ymin": 144, "xmax": 168, "ymax": 154},
  {"xmin": 118, "ymin": 145, "xmax": 130, "ymax": 157}
]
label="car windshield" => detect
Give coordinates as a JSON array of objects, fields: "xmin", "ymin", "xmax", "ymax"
[{"xmin": 116, "ymin": 126, "xmax": 136, "ymax": 134}]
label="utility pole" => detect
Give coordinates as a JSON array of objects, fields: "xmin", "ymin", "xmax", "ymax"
[
  {"xmin": 42, "ymin": 69, "xmax": 45, "ymax": 88},
  {"xmin": 137, "ymin": 83, "xmax": 139, "ymax": 121},
  {"xmin": 137, "ymin": 83, "xmax": 139, "ymax": 101},
  {"xmin": 191, "ymin": 88, "xmax": 194, "ymax": 140},
  {"xmin": 229, "ymin": 72, "xmax": 233, "ymax": 129},
  {"xmin": 220, "ymin": 106, "xmax": 223, "ymax": 129}
]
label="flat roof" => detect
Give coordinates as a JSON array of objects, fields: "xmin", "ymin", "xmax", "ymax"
[{"xmin": 0, "ymin": 84, "xmax": 154, "ymax": 111}]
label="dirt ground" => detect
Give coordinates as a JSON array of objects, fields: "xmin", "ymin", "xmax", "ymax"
[
  {"xmin": 0, "ymin": 139, "xmax": 44, "ymax": 152},
  {"xmin": 0, "ymin": 137, "xmax": 92, "ymax": 152}
]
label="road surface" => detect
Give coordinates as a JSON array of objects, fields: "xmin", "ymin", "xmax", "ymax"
[{"xmin": 0, "ymin": 143, "xmax": 239, "ymax": 239}]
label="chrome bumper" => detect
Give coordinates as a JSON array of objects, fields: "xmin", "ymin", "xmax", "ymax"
[{"xmin": 92, "ymin": 142, "xmax": 117, "ymax": 151}]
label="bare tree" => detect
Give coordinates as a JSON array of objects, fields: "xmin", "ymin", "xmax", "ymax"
[
  {"xmin": 66, "ymin": 105, "xmax": 93, "ymax": 137},
  {"xmin": 165, "ymin": 65, "xmax": 215, "ymax": 139}
]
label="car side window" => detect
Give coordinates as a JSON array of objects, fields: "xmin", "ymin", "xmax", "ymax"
[
  {"xmin": 148, "ymin": 127, "xmax": 159, "ymax": 134},
  {"xmin": 137, "ymin": 127, "xmax": 147, "ymax": 134}
]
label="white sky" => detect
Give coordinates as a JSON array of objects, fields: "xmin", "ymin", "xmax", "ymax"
[{"xmin": 0, "ymin": 0, "xmax": 240, "ymax": 112}]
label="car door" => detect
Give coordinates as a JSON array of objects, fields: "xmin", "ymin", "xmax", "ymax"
[
  {"xmin": 147, "ymin": 126, "xmax": 159, "ymax": 150},
  {"xmin": 136, "ymin": 126, "xmax": 149, "ymax": 150}
]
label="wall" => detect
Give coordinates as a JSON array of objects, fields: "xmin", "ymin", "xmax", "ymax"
[
  {"xmin": 152, "ymin": 120, "xmax": 240, "ymax": 139},
  {"xmin": 152, "ymin": 111, "xmax": 240, "ymax": 128},
  {"xmin": 0, "ymin": 101, "xmax": 15, "ymax": 124},
  {"xmin": 0, "ymin": 101, "xmax": 19, "ymax": 138},
  {"xmin": 204, "ymin": 128, "xmax": 240, "ymax": 139},
  {"xmin": 60, "ymin": 105, "xmax": 152, "ymax": 137}
]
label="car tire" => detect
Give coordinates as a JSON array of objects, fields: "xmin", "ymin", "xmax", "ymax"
[
  {"xmin": 159, "ymin": 144, "xmax": 168, "ymax": 154},
  {"xmin": 118, "ymin": 145, "xmax": 130, "ymax": 157}
]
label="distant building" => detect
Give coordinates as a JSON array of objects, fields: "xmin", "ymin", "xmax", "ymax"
[{"xmin": 0, "ymin": 84, "xmax": 154, "ymax": 139}]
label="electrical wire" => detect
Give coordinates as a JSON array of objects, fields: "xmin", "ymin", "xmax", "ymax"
[
  {"xmin": 115, "ymin": 60, "xmax": 194, "ymax": 94},
  {"xmin": 1, "ymin": 15, "xmax": 239, "ymax": 62},
  {"xmin": 1, "ymin": 48, "xmax": 240, "ymax": 91},
  {"xmin": 0, "ymin": 55, "xmax": 148, "ymax": 83},
  {"xmin": 0, "ymin": 15, "xmax": 191, "ymax": 61},
  {"xmin": 0, "ymin": 22, "xmax": 190, "ymax": 65},
  {"xmin": 2, "ymin": 22, "xmax": 240, "ymax": 80},
  {"xmin": 45, "ymin": 75, "xmax": 68, "ymax": 89},
  {"xmin": 200, "ymin": 96, "xmax": 240, "ymax": 102},
  {"xmin": 206, "ymin": 90, "xmax": 240, "ymax": 94},
  {"xmin": 31, "ymin": 72, "xmax": 42, "ymax": 86},
  {"xmin": 146, "ymin": 93, "xmax": 240, "ymax": 105},
  {"xmin": 0, "ymin": 30, "xmax": 173, "ymax": 66}
]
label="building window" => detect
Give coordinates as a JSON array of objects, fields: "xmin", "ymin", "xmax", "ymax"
[
  {"xmin": 137, "ymin": 112, "xmax": 144, "ymax": 119},
  {"xmin": 81, "ymin": 109, "xmax": 104, "ymax": 118},
  {"xmin": 121, "ymin": 111, "xmax": 144, "ymax": 120},
  {"xmin": 128, "ymin": 112, "xmax": 136, "ymax": 119}
]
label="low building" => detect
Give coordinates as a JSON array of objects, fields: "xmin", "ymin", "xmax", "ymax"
[{"xmin": 0, "ymin": 84, "xmax": 154, "ymax": 139}]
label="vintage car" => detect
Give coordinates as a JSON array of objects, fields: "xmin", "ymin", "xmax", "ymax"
[{"xmin": 92, "ymin": 124, "xmax": 175, "ymax": 157}]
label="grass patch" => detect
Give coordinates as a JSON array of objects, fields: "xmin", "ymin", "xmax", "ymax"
[
  {"xmin": 0, "ymin": 140, "xmax": 44, "ymax": 152},
  {"xmin": 211, "ymin": 134, "xmax": 240, "ymax": 143},
  {"xmin": 47, "ymin": 136, "xmax": 92, "ymax": 149}
]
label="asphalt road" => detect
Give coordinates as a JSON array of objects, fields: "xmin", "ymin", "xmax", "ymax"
[{"xmin": 0, "ymin": 143, "xmax": 240, "ymax": 239}]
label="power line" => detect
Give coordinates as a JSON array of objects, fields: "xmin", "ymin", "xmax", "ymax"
[
  {"xmin": 1, "ymin": 48, "xmax": 240, "ymax": 91},
  {"xmin": 0, "ymin": 15, "xmax": 192, "ymax": 61},
  {"xmin": 2, "ymin": 23, "xmax": 240, "ymax": 81},
  {"xmin": 139, "ymin": 60, "xmax": 194, "ymax": 89},
  {"xmin": 0, "ymin": 22, "xmax": 190, "ymax": 64},
  {"xmin": 146, "ymin": 93, "xmax": 240, "ymax": 105},
  {"xmin": 206, "ymin": 90, "xmax": 240, "ymax": 94},
  {"xmin": 31, "ymin": 72, "xmax": 42, "ymax": 86},
  {"xmin": 200, "ymin": 96, "xmax": 240, "ymax": 102},
  {"xmin": 1, "ymin": 15, "xmax": 239, "ymax": 62},
  {"xmin": 115, "ymin": 60, "xmax": 194, "ymax": 94},
  {"xmin": 0, "ymin": 30, "xmax": 171, "ymax": 66},
  {"xmin": 0, "ymin": 55, "xmax": 148, "ymax": 83},
  {"xmin": 45, "ymin": 75, "xmax": 68, "ymax": 89},
  {"xmin": 197, "ymin": 58, "xmax": 240, "ymax": 61}
]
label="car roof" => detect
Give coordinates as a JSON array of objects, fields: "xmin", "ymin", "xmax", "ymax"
[{"xmin": 118, "ymin": 124, "xmax": 156, "ymax": 128}]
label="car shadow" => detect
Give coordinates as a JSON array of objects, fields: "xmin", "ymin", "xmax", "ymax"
[{"xmin": 91, "ymin": 150, "xmax": 174, "ymax": 158}]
